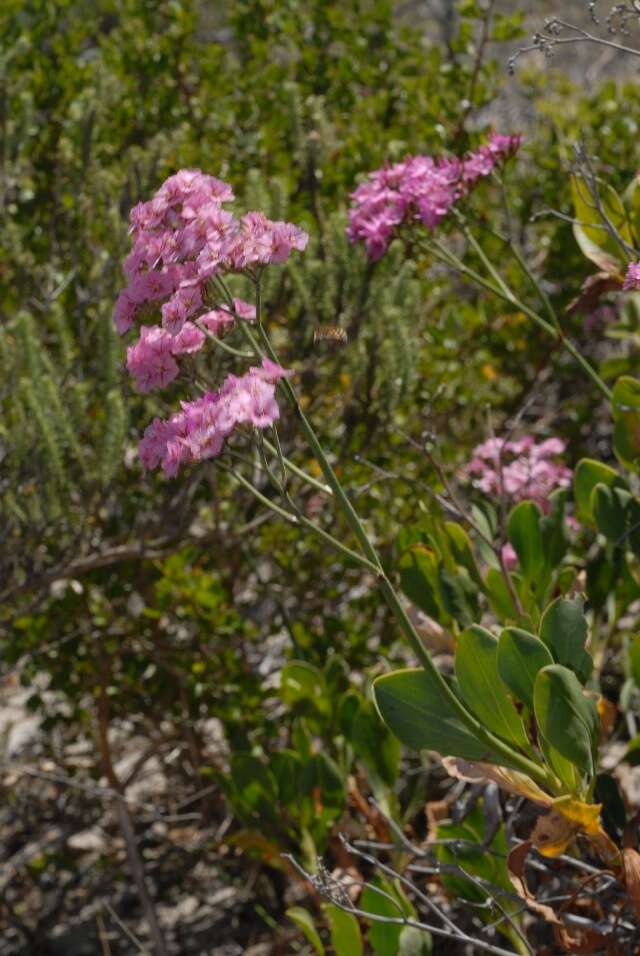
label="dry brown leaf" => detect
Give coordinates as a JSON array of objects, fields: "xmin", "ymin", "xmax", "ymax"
[
  {"xmin": 425, "ymin": 798, "xmax": 451, "ymax": 842},
  {"xmin": 622, "ymin": 847, "xmax": 640, "ymax": 918},
  {"xmin": 441, "ymin": 756, "xmax": 551, "ymax": 806},
  {"xmin": 566, "ymin": 272, "xmax": 623, "ymax": 315},
  {"xmin": 531, "ymin": 809, "xmax": 579, "ymax": 858},
  {"xmin": 508, "ymin": 841, "xmax": 566, "ymax": 927}
]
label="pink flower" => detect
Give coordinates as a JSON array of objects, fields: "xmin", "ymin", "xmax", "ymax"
[
  {"xmin": 501, "ymin": 542, "xmax": 518, "ymax": 570},
  {"xmin": 126, "ymin": 322, "xmax": 206, "ymax": 392},
  {"xmin": 113, "ymin": 289, "xmax": 138, "ymax": 335},
  {"xmin": 171, "ymin": 322, "xmax": 205, "ymax": 354},
  {"xmin": 138, "ymin": 357, "xmax": 293, "ymax": 474},
  {"xmin": 114, "ymin": 169, "xmax": 308, "ymax": 340},
  {"xmin": 126, "ymin": 326, "xmax": 179, "ymax": 393},
  {"xmin": 465, "ymin": 434, "xmax": 572, "ymax": 511},
  {"xmin": 347, "ymin": 133, "xmax": 521, "ymax": 260},
  {"xmin": 623, "ymin": 262, "xmax": 640, "ymax": 290},
  {"xmin": 198, "ymin": 309, "xmax": 236, "ymax": 337}
]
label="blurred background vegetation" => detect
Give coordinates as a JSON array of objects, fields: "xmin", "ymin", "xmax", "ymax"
[{"xmin": 2, "ymin": 1, "xmax": 640, "ymax": 953}]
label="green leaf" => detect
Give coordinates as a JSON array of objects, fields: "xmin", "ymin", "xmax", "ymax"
[
  {"xmin": 323, "ymin": 904, "xmax": 363, "ymax": 956},
  {"xmin": 373, "ymin": 668, "xmax": 503, "ymax": 763},
  {"xmin": 455, "ymin": 626, "xmax": 529, "ymax": 748},
  {"xmin": 444, "ymin": 521, "xmax": 484, "ymax": 589},
  {"xmin": 507, "ymin": 501, "xmax": 544, "ymax": 583},
  {"xmin": 351, "ymin": 698, "xmax": 401, "ymax": 787},
  {"xmin": 436, "ymin": 805, "xmax": 512, "ymax": 903},
  {"xmin": 574, "ymin": 459, "xmax": 622, "ymax": 524},
  {"xmin": 591, "ymin": 483, "xmax": 630, "ymax": 541},
  {"xmin": 229, "ymin": 755, "xmax": 279, "ymax": 824},
  {"xmin": 271, "ymin": 750, "xmax": 302, "ymax": 808},
  {"xmin": 298, "ymin": 753, "xmax": 346, "ymax": 829},
  {"xmin": 287, "ymin": 906, "xmax": 325, "ymax": 956},
  {"xmin": 612, "ymin": 376, "xmax": 640, "ymax": 469},
  {"xmin": 533, "ymin": 665, "xmax": 599, "ymax": 779},
  {"xmin": 628, "ymin": 635, "xmax": 640, "ymax": 688},
  {"xmin": 398, "ymin": 926, "xmax": 432, "ymax": 955},
  {"xmin": 497, "ymin": 627, "xmax": 554, "ymax": 710},
  {"xmin": 280, "ymin": 661, "xmax": 331, "ymax": 717},
  {"xmin": 437, "ymin": 566, "xmax": 478, "ymax": 627},
  {"xmin": 540, "ymin": 488, "xmax": 568, "ymax": 570},
  {"xmin": 361, "ymin": 878, "xmax": 412, "ymax": 956},
  {"xmin": 571, "ymin": 174, "xmax": 630, "ymax": 272},
  {"xmin": 538, "ymin": 734, "xmax": 581, "ymax": 793},
  {"xmin": 398, "ymin": 545, "xmax": 441, "ymax": 619},
  {"xmin": 485, "ymin": 567, "xmax": 519, "ymax": 620},
  {"xmin": 539, "ymin": 596, "xmax": 593, "ymax": 684}
]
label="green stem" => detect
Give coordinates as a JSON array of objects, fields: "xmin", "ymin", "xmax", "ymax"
[
  {"xmin": 196, "ymin": 320, "xmax": 253, "ymax": 359},
  {"xmin": 261, "ymin": 436, "xmax": 332, "ymax": 496},
  {"xmin": 220, "ymin": 462, "xmax": 381, "ymax": 576},
  {"xmin": 428, "ymin": 239, "xmax": 612, "ymax": 401},
  {"xmin": 250, "ymin": 304, "xmax": 560, "ymax": 793}
]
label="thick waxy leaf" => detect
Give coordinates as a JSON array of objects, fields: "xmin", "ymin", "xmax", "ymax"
[
  {"xmin": 571, "ymin": 174, "xmax": 630, "ymax": 272},
  {"xmin": 280, "ymin": 661, "xmax": 331, "ymax": 716},
  {"xmin": 498, "ymin": 627, "xmax": 553, "ymax": 710},
  {"xmin": 436, "ymin": 806, "xmax": 512, "ymax": 903},
  {"xmin": 485, "ymin": 567, "xmax": 519, "ymax": 620},
  {"xmin": 323, "ymin": 904, "xmax": 363, "ymax": 956},
  {"xmin": 373, "ymin": 668, "xmax": 504, "ymax": 763},
  {"xmin": 361, "ymin": 878, "xmax": 413, "ymax": 956},
  {"xmin": 350, "ymin": 698, "xmax": 401, "ymax": 787},
  {"xmin": 540, "ymin": 488, "xmax": 568, "ymax": 570},
  {"xmin": 539, "ymin": 734, "xmax": 581, "ymax": 794},
  {"xmin": 534, "ymin": 665, "xmax": 599, "ymax": 779},
  {"xmin": 437, "ymin": 566, "xmax": 478, "ymax": 627},
  {"xmin": 612, "ymin": 376, "xmax": 640, "ymax": 469},
  {"xmin": 287, "ymin": 907, "xmax": 325, "ymax": 955},
  {"xmin": 455, "ymin": 626, "xmax": 529, "ymax": 748},
  {"xmin": 574, "ymin": 458, "xmax": 622, "ymax": 523},
  {"xmin": 398, "ymin": 545, "xmax": 441, "ymax": 619},
  {"xmin": 591, "ymin": 483, "xmax": 630, "ymax": 541},
  {"xmin": 444, "ymin": 521, "xmax": 484, "ymax": 588},
  {"xmin": 539, "ymin": 596, "xmax": 593, "ymax": 685},
  {"xmin": 398, "ymin": 926, "xmax": 432, "ymax": 955},
  {"xmin": 507, "ymin": 501, "xmax": 544, "ymax": 584}
]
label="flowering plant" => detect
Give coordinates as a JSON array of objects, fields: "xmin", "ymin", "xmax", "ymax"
[{"xmin": 115, "ymin": 128, "xmax": 640, "ymax": 950}]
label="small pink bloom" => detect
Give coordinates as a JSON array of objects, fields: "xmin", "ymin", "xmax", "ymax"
[
  {"xmin": 113, "ymin": 289, "xmax": 138, "ymax": 335},
  {"xmin": 624, "ymin": 262, "xmax": 640, "ymax": 290},
  {"xmin": 501, "ymin": 542, "xmax": 518, "ymax": 570}
]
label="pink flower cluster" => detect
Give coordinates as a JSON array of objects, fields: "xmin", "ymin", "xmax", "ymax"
[
  {"xmin": 125, "ymin": 298, "xmax": 257, "ymax": 393},
  {"xmin": 113, "ymin": 168, "xmax": 308, "ymax": 337},
  {"xmin": 623, "ymin": 262, "xmax": 640, "ymax": 291},
  {"xmin": 347, "ymin": 133, "xmax": 521, "ymax": 260},
  {"xmin": 466, "ymin": 436, "xmax": 572, "ymax": 509},
  {"xmin": 139, "ymin": 358, "xmax": 292, "ymax": 476},
  {"xmin": 115, "ymin": 170, "xmax": 305, "ymax": 473}
]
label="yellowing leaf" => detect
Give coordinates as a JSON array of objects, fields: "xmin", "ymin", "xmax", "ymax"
[
  {"xmin": 531, "ymin": 810, "xmax": 577, "ymax": 857},
  {"xmin": 441, "ymin": 757, "xmax": 551, "ymax": 806},
  {"xmin": 552, "ymin": 795, "xmax": 602, "ymax": 834}
]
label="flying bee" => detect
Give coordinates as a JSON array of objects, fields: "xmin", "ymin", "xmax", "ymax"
[{"xmin": 313, "ymin": 325, "xmax": 348, "ymax": 346}]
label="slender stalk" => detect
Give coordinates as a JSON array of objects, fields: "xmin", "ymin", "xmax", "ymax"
[
  {"xmin": 196, "ymin": 319, "xmax": 253, "ymax": 359},
  {"xmin": 427, "ymin": 239, "xmax": 612, "ymax": 401},
  {"xmin": 247, "ymin": 297, "xmax": 560, "ymax": 792},
  {"xmin": 220, "ymin": 462, "xmax": 382, "ymax": 576}
]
